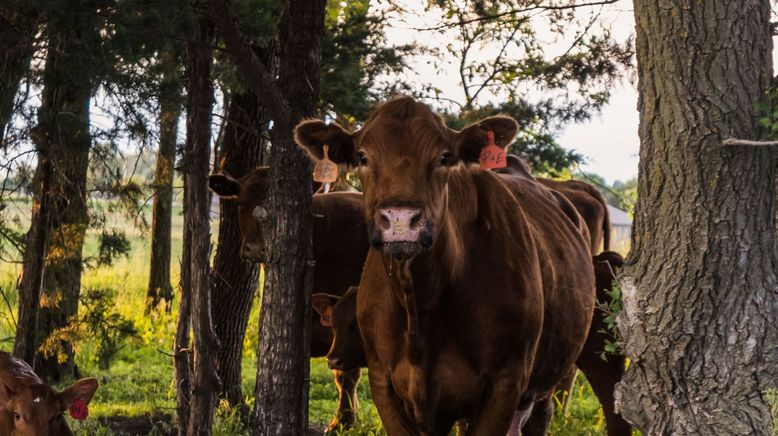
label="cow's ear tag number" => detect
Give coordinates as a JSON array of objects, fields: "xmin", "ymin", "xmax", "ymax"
[
  {"xmin": 313, "ymin": 145, "xmax": 338, "ymax": 183},
  {"xmin": 479, "ymin": 131, "xmax": 506, "ymax": 170}
]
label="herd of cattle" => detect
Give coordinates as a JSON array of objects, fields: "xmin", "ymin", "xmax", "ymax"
[
  {"xmin": 211, "ymin": 96, "xmax": 634, "ymax": 435},
  {"xmin": 0, "ymin": 95, "xmax": 631, "ymax": 436}
]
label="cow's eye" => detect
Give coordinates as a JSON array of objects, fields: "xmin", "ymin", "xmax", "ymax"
[
  {"xmin": 356, "ymin": 151, "xmax": 369, "ymax": 166},
  {"xmin": 14, "ymin": 412, "xmax": 21, "ymax": 422},
  {"xmin": 439, "ymin": 151, "xmax": 453, "ymax": 167}
]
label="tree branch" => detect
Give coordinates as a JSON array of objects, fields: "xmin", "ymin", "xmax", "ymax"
[
  {"xmin": 414, "ymin": 0, "xmax": 621, "ymax": 31},
  {"xmin": 722, "ymin": 138, "xmax": 778, "ymax": 146},
  {"xmin": 208, "ymin": 0, "xmax": 290, "ymax": 122}
]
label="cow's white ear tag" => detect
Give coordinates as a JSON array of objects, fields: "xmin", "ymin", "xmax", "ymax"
[
  {"xmin": 313, "ymin": 145, "xmax": 338, "ymax": 184},
  {"xmin": 479, "ymin": 131, "xmax": 506, "ymax": 170}
]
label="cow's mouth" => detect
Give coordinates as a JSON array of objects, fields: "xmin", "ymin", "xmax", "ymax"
[{"xmin": 383, "ymin": 241, "xmax": 422, "ymax": 259}]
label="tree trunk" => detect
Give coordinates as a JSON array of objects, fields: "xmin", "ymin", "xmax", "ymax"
[
  {"xmin": 13, "ymin": 152, "xmax": 52, "ymax": 367},
  {"xmin": 209, "ymin": 0, "xmax": 325, "ymax": 432},
  {"xmin": 15, "ymin": 7, "xmax": 99, "ymax": 380},
  {"xmin": 182, "ymin": 0, "xmax": 219, "ymax": 433},
  {"xmin": 0, "ymin": 1, "xmax": 39, "ymax": 140},
  {"xmin": 147, "ymin": 47, "xmax": 182, "ymax": 312},
  {"xmin": 615, "ymin": 1, "xmax": 778, "ymax": 434},
  {"xmin": 174, "ymin": 190, "xmax": 193, "ymax": 435},
  {"xmin": 251, "ymin": 1, "xmax": 324, "ymax": 434},
  {"xmin": 211, "ymin": 90, "xmax": 268, "ymax": 408}
]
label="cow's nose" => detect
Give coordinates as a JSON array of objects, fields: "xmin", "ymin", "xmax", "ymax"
[
  {"xmin": 241, "ymin": 242, "xmax": 265, "ymax": 262},
  {"xmin": 327, "ymin": 357, "xmax": 343, "ymax": 370},
  {"xmin": 376, "ymin": 207, "xmax": 426, "ymax": 243}
]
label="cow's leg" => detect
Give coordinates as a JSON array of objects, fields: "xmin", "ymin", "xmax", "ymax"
[
  {"xmin": 576, "ymin": 350, "xmax": 631, "ymax": 436},
  {"xmin": 326, "ymin": 368, "xmax": 361, "ymax": 433},
  {"xmin": 367, "ymin": 370, "xmax": 416, "ymax": 436},
  {"xmin": 553, "ymin": 367, "xmax": 578, "ymax": 414},
  {"xmin": 521, "ymin": 395, "xmax": 553, "ymax": 436},
  {"xmin": 464, "ymin": 376, "xmax": 522, "ymax": 436}
]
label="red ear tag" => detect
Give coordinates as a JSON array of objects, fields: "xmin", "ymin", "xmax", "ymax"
[
  {"xmin": 479, "ymin": 131, "xmax": 506, "ymax": 169},
  {"xmin": 69, "ymin": 398, "xmax": 89, "ymax": 420},
  {"xmin": 313, "ymin": 145, "xmax": 338, "ymax": 183}
]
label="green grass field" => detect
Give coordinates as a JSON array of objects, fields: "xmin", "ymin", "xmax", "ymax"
[{"xmin": 0, "ymin": 197, "xmax": 617, "ymax": 435}]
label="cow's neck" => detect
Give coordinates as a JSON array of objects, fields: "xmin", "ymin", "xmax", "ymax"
[{"xmin": 381, "ymin": 254, "xmax": 424, "ymax": 364}]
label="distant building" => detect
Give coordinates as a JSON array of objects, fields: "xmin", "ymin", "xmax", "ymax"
[{"xmin": 607, "ymin": 204, "xmax": 632, "ymax": 254}]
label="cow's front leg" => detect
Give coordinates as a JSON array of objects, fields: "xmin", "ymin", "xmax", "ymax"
[
  {"xmin": 327, "ymin": 368, "xmax": 361, "ymax": 433},
  {"xmin": 367, "ymin": 367, "xmax": 417, "ymax": 436},
  {"xmin": 465, "ymin": 376, "xmax": 523, "ymax": 436}
]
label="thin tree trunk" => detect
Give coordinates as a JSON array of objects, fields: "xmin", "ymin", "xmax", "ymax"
[
  {"xmin": 615, "ymin": 1, "xmax": 778, "ymax": 434},
  {"xmin": 211, "ymin": 90, "xmax": 268, "ymax": 408},
  {"xmin": 148, "ymin": 47, "xmax": 182, "ymax": 312},
  {"xmin": 174, "ymin": 191, "xmax": 193, "ymax": 435},
  {"xmin": 13, "ymin": 152, "xmax": 52, "ymax": 367},
  {"xmin": 183, "ymin": 0, "xmax": 219, "ymax": 433}
]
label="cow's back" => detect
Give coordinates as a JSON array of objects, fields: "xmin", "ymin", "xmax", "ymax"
[
  {"xmin": 500, "ymin": 175, "xmax": 596, "ymax": 394},
  {"xmin": 538, "ymin": 178, "xmax": 609, "ymax": 253},
  {"xmin": 311, "ymin": 191, "xmax": 369, "ymax": 356}
]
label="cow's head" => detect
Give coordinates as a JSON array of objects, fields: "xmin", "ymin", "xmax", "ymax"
[
  {"xmin": 295, "ymin": 96, "xmax": 517, "ymax": 259},
  {"xmin": 0, "ymin": 376, "xmax": 98, "ymax": 436},
  {"xmin": 312, "ymin": 287, "xmax": 366, "ymax": 371},
  {"xmin": 208, "ymin": 168, "xmax": 269, "ymax": 262}
]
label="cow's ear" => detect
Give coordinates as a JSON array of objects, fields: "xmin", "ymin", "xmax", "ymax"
[
  {"xmin": 454, "ymin": 115, "xmax": 518, "ymax": 163},
  {"xmin": 209, "ymin": 174, "xmax": 241, "ymax": 199},
  {"xmin": 311, "ymin": 293, "xmax": 340, "ymax": 327},
  {"xmin": 59, "ymin": 378, "xmax": 98, "ymax": 410},
  {"xmin": 0, "ymin": 378, "xmax": 15, "ymax": 408},
  {"xmin": 295, "ymin": 120, "xmax": 355, "ymax": 165}
]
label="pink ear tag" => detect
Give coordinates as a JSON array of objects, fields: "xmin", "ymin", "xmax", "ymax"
[
  {"xmin": 313, "ymin": 145, "xmax": 338, "ymax": 183},
  {"xmin": 479, "ymin": 131, "xmax": 506, "ymax": 169},
  {"xmin": 69, "ymin": 398, "xmax": 89, "ymax": 420}
]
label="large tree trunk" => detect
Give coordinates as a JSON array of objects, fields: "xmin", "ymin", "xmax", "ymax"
[
  {"xmin": 209, "ymin": 0, "xmax": 325, "ymax": 432},
  {"xmin": 0, "ymin": 1, "xmax": 39, "ymax": 140},
  {"xmin": 15, "ymin": 6, "xmax": 99, "ymax": 380},
  {"xmin": 251, "ymin": 2, "xmax": 324, "ymax": 434},
  {"xmin": 211, "ymin": 90, "xmax": 268, "ymax": 408},
  {"xmin": 147, "ymin": 47, "xmax": 182, "ymax": 312},
  {"xmin": 181, "ymin": 0, "xmax": 219, "ymax": 433},
  {"xmin": 615, "ymin": 1, "xmax": 778, "ymax": 434}
]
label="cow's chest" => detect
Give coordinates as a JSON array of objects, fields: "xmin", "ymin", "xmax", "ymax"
[{"xmin": 389, "ymin": 345, "xmax": 484, "ymax": 420}]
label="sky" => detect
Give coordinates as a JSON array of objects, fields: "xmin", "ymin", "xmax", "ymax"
[{"xmin": 382, "ymin": 1, "xmax": 639, "ymax": 184}]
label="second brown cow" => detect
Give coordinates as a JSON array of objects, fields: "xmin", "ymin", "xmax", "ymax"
[{"xmin": 208, "ymin": 168, "xmax": 369, "ymax": 432}]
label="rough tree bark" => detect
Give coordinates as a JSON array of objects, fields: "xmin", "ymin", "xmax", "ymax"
[
  {"xmin": 615, "ymin": 1, "xmax": 778, "ymax": 434},
  {"xmin": 211, "ymin": 90, "xmax": 269, "ymax": 408},
  {"xmin": 210, "ymin": 0, "xmax": 325, "ymax": 433},
  {"xmin": 147, "ymin": 46, "xmax": 182, "ymax": 312},
  {"xmin": 180, "ymin": 0, "xmax": 219, "ymax": 433},
  {"xmin": 0, "ymin": 1, "xmax": 40, "ymax": 140}
]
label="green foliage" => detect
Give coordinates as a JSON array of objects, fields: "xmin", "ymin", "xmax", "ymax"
[
  {"xmin": 596, "ymin": 280, "xmax": 623, "ymax": 362},
  {"xmin": 425, "ymin": 0, "xmax": 633, "ymax": 173},
  {"xmin": 41, "ymin": 288, "xmax": 138, "ymax": 369},
  {"xmin": 320, "ymin": 0, "xmax": 417, "ymax": 123},
  {"xmin": 96, "ymin": 230, "xmax": 132, "ymax": 266},
  {"xmin": 575, "ymin": 172, "xmax": 637, "ymax": 215},
  {"xmin": 755, "ymin": 87, "xmax": 778, "ymax": 139}
]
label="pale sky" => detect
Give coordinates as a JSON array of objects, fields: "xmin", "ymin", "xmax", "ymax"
[{"xmin": 382, "ymin": 1, "xmax": 639, "ymax": 184}]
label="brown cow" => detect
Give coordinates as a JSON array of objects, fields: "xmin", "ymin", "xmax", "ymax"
[
  {"xmin": 0, "ymin": 351, "xmax": 98, "ymax": 436},
  {"xmin": 208, "ymin": 168, "xmax": 369, "ymax": 432},
  {"xmin": 296, "ymin": 96, "xmax": 595, "ymax": 435},
  {"xmin": 314, "ymin": 253, "xmax": 632, "ymax": 435}
]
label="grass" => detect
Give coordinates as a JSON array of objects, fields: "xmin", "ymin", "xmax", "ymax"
[{"xmin": 0, "ymin": 197, "xmax": 615, "ymax": 435}]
